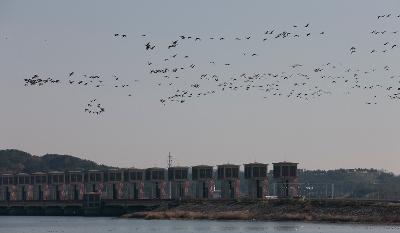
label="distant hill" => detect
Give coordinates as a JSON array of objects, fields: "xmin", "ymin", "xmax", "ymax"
[
  {"xmin": 0, "ymin": 149, "xmax": 111, "ymax": 173},
  {"xmin": 297, "ymin": 168, "xmax": 400, "ymax": 200}
]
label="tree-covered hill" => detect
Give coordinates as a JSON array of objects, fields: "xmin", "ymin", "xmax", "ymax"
[
  {"xmin": 0, "ymin": 149, "xmax": 110, "ymax": 173},
  {"xmin": 298, "ymin": 169, "xmax": 400, "ymax": 200}
]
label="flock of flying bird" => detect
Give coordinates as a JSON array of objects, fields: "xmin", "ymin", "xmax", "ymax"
[{"xmin": 22, "ymin": 13, "xmax": 400, "ymax": 115}]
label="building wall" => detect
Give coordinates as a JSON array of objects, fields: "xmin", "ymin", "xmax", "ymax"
[
  {"xmin": 247, "ymin": 179, "xmax": 268, "ymax": 198},
  {"xmin": 220, "ymin": 179, "xmax": 240, "ymax": 199},
  {"xmin": 192, "ymin": 179, "xmax": 215, "ymax": 199}
]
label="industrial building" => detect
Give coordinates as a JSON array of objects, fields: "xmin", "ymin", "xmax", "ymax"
[
  {"xmin": 145, "ymin": 167, "xmax": 167, "ymax": 199},
  {"xmin": 168, "ymin": 166, "xmax": 190, "ymax": 199},
  {"xmin": 273, "ymin": 162, "xmax": 299, "ymax": 198},
  {"xmin": 84, "ymin": 170, "xmax": 104, "ymax": 195},
  {"xmin": 244, "ymin": 163, "xmax": 268, "ymax": 199},
  {"xmin": 191, "ymin": 165, "xmax": 214, "ymax": 199},
  {"xmin": 124, "ymin": 168, "xmax": 145, "ymax": 199},
  {"xmin": 217, "ymin": 164, "xmax": 240, "ymax": 199},
  {"xmin": 47, "ymin": 171, "xmax": 66, "ymax": 201},
  {"xmin": 0, "ymin": 161, "xmax": 301, "ymax": 202},
  {"xmin": 15, "ymin": 173, "xmax": 31, "ymax": 201},
  {"xmin": 65, "ymin": 170, "xmax": 84, "ymax": 200},
  {"xmin": 31, "ymin": 172, "xmax": 49, "ymax": 201},
  {"xmin": 103, "ymin": 169, "xmax": 124, "ymax": 200}
]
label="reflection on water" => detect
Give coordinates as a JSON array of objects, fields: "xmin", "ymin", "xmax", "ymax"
[
  {"xmin": 274, "ymin": 224, "xmax": 300, "ymax": 231},
  {"xmin": 0, "ymin": 216, "xmax": 399, "ymax": 233}
]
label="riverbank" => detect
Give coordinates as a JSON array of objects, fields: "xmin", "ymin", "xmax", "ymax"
[{"xmin": 122, "ymin": 199, "xmax": 400, "ymax": 224}]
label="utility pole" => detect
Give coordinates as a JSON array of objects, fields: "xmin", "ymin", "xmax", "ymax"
[
  {"xmin": 168, "ymin": 152, "xmax": 173, "ymax": 199},
  {"xmin": 168, "ymin": 152, "xmax": 173, "ymax": 168}
]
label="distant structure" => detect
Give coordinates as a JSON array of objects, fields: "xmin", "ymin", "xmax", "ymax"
[
  {"xmin": 32, "ymin": 172, "xmax": 48, "ymax": 201},
  {"xmin": 103, "ymin": 169, "xmax": 124, "ymax": 200},
  {"xmin": 145, "ymin": 167, "xmax": 167, "ymax": 199},
  {"xmin": 84, "ymin": 170, "xmax": 103, "ymax": 194},
  {"xmin": 217, "ymin": 164, "xmax": 240, "ymax": 199},
  {"xmin": 168, "ymin": 166, "xmax": 190, "ymax": 199},
  {"xmin": 65, "ymin": 170, "xmax": 84, "ymax": 200},
  {"xmin": 0, "ymin": 161, "xmax": 302, "ymax": 202},
  {"xmin": 191, "ymin": 165, "xmax": 214, "ymax": 199},
  {"xmin": 273, "ymin": 162, "xmax": 299, "ymax": 198},
  {"xmin": 244, "ymin": 163, "xmax": 268, "ymax": 199},
  {"xmin": 47, "ymin": 171, "xmax": 66, "ymax": 201},
  {"xmin": 123, "ymin": 168, "xmax": 144, "ymax": 199},
  {"xmin": 15, "ymin": 173, "xmax": 30, "ymax": 201},
  {"xmin": 0, "ymin": 173, "xmax": 14, "ymax": 201}
]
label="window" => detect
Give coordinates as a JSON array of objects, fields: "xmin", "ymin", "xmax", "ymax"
[
  {"xmin": 124, "ymin": 171, "xmax": 129, "ymax": 181},
  {"xmin": 168, "ymin": 169, "xmax": 174, "ymax": 180},
  {"xmin": 253, "ymin": 167, "xmax": 260, "ymax": 178},
  {"xmin": 200, "ymin": 169, "xmax": 205, "ymax": 179},
  {"xmin": 289, "ymin": 166, "xmax": 297, "ymax": 176},
  {"xmin": 182, "ymin": 169, "xmax": 188, "ymax": 179},
  {"xmin": 159, "ymin": 171, "xmax": 164, "ymax": 180},
  {"xmin": 18, "ymin": 177, "xmax": 25, "ymax": 184},
  {"xmin": 3, "ymin": 177, "xmax": 12, "ymax": 185},
  {"xmin": 273, "ymin": 165, "xmax": 281, "ymax": 178},
  {"xmin": 35, "ymin": 176, "xmax": 45, "ymax": 184},
  {"xmin": 145, "ymin": 170, "xmax": 151, "ymax": 180},
  {"xmin": 77, "ymin": 174, "xmax": 82, "ymax": 182},
  {"xmin": 232, "ymin": 168, "xmax": 238, "ymax": 178},
  {"xmin": 282, "ymin": 166, "xmax": 289, "ymax": 176},
  {"xmin": 130, "ymin": 172, "xmax": 136, "ymax": 180},
  {"xmin": 226, "ymin": 168, "xmax": 232, "ymax": 178},
  {"xmin": 260, "ymin": 167, "xmax": 267, "ymax": 177},
  {"xmin": 90, "ymin": 174, "xmax": 95, "ymax": 182},
  {"xmin": 95, "ymin": 174, "xmax": 101, "ymax": 182},
  {"xmin": 175, "ymin": 170, "xmax": 182, "ymax": 180},
  {"xmin": 218, "ymin": 167, "xmax": 224, "ymax": 179},
  {"xmin": 152, "ymin": 171, "xmax": 158, "ymax": 180},
  {"xmin": 116, "ymin": 173, "xmax": 121, "ymax": 181},
  {"xmin": 206, "ymin": 169, "xmax": 212, "ymax": 179},
  {"xmin": 137, "ymin": 172, "xmax": 143, "ymax": 180},
  {"xmin": 244, "ymin": 166, "xmax": 251, "ymax": 179},
  {"xmin": 192, "ymin": 168, "xmax": 198, "ymax": 180},
  {"xmin": 53, "ymin": 175, "xmax": 59, "ymax": 183}
]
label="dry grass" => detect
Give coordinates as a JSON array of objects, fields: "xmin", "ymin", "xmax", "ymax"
[{"xmin": 122, "ymin": 199, "xmax": 400, "ymax": 224}]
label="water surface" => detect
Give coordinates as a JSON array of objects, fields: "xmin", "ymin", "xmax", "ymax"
[{"xmin": 0, "ymin": 216, "xmax": 399, "ymax": 233}]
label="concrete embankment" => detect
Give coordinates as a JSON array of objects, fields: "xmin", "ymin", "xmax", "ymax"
[{"xmin": 122, "ymin": 199, "xmax": 400, "ymax": 224}]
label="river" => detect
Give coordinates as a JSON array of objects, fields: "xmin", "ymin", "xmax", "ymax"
[{"xmin": 0, "ymin": 216, "xmax": 399, "ymax": 233}]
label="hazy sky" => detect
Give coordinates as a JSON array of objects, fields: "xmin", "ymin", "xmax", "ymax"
[{"xmin": 1, "ymin": 0, "xmax": 400, "ymax": 173}]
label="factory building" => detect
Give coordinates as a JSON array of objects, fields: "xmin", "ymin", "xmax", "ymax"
[
  {"xmin": 123, "ymin": 168, "xmax": 145, "ymax": 199},
  {"xmin": 191, "ymin": 165, "xmax": 214, "ymax": 199},
  {"xmin": 47, "ymin": 171, "xmax": 66, "ymax": 201},
  {"xmin": 31, "ymin": 172, "xmax": 49, "ymax": 200},
  {"xmin": 273, "ymin": 162, "xmax": 299, "ymax": 198},
  {"xmin": 244, "ymin": 163, "xmax": 268, "ymax": 199},
  {"xmin": 84, "ymin": 170, "xmax": 104, "ymax": 195},
  {"xmin": 217, "ymin": 164, "xmax": 240, "ymax": 199},
  {"xmin": 103, "ymin": 169, "xmax": 124, "ymax": 200},
  {"xmin": 0, "ymin": 161, "xmax": 301, "ymax": 202},
  {"xmin": 65, "ymin": 170, "xmax": 84, "ymax": 200},
  {"xmin": 0, "ymin": 173, "xmax": 15, "ymax": 201},
  {"xmin": 168, "ymin": 166, "xmax": 190, "ymax": 199},
  {"xmin": 15, "ymin": 173, "xmax": 32, "ymax": 201},
  {"xmin": 145, "ymin": 167, "xmax": 167, "ymax": 199}
]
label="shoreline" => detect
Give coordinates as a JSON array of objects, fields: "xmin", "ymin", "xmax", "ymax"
[{"xmin": 121, "ymin": 199, "xmax": 400, "ymax": 224}]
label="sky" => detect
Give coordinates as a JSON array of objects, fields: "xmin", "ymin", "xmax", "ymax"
[{"xmin": 1, "ymin": 0, "xmax": 400, "ymax": 173}]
